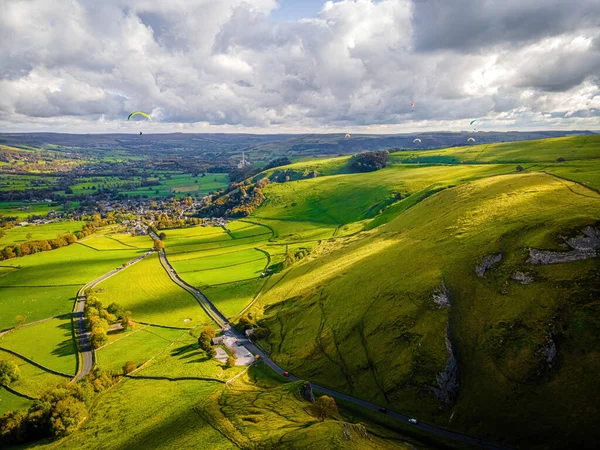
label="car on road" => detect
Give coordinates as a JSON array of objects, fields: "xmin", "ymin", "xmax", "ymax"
[
  {"xmin": 378, "ymin": 407, "xmax": 387, "ymax": 414},
  {"xmin": 408, "ymin": 418, "xmax": 418, "ymax": 424},
  {"xmin": 283, "ymin": 371, "xmax": 290, "ymax": 377}
]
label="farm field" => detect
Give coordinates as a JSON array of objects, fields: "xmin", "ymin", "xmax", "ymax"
[
  {"xmin": 0, "ymin": 202, "xmax": 65, "ymax": 219},
  {"xmin": 0, "ymin": 389, "xmax": 32, "ymax": 416},
  {"xmin": 0, "ymin": 221, "xmax": 86, "ymax": 247},
  {"xmin": 0, "ymin": 349, "xmax": 67, "ymax": 398},
  {"xmin": 0, "ymin": 242, "xmax": 144, "ymax": 329},
  {"xmin": 94, "ymin": 253, "xmax": 213, "ymax": 328},
  {"xmin": 135, "ymin": 332, "xmax": 241, "ymax": 380},
  {"xmin": 96, "ymin": 326, "xmax": 188, "ymax": 373},
  {"xmin": 53, "ymin": 378, "xmax": 235, "ymax": 450},
  {"xmin": 164, "ymin": 222, "xmax": 273, "ymax": 317},
  {"xmin": 0, "ymin": 317, "xmax": 77, "ymax": 375}
]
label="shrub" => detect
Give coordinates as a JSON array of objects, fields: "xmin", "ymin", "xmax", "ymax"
[
  {"xmin": 122, "ymin": 361, "xmax": 136, "ymax": 374},
  {"xmin": 0, "ymin": 360, "xmax": 20, "ymax": 386},
  {"xmin": 516, "ymin": 165, "xmax": 524, "ymax": 172}
]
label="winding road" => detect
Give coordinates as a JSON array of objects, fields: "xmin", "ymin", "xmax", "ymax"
[
  {"xmin": 148, "ymin": 231, "xmax": 511, "ymax": 449},
  {"xmin": 73, "ymin": 250, "xmax": 153, "ymax": 381}
]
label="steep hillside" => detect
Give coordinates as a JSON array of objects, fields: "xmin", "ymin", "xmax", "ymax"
[{"xmin": 249, "ymin": 172, "xmax": 600, "ymax": 449}]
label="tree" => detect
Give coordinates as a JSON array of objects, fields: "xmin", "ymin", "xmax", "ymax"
[
  {"xmin": 516, "ymin": 165, "xmax": 524, "ymax": 172},
  {"xmin": 203, "ymin": 327, "xmax": 216, "ymax": 338},
  {"xmin": 226, "ymin": 355, "xmax": 236, "ymax": 368},
  {"xmin": 50, "ymin": 397, "xmax": 88, "ymax": 437},
  {"xmin": 120, "ymin": 311, "xmax": 133, "ymax": 330},
  {"xmin": 198, "ymin": 331, "xmax": 212, "ymax": 352},
  {"xmin": 107, "ymin": 302, "xmax": 124, "ymax": 319},
  {"xmin": 25, "ymin": 233, "xmax": 33, "ymax": 240},
  {"xmin": 122, "ymin": 360, "xmax": 136, "ymax": 374},
  {"xmin": 153, "ymin": 239, "xmax": 164, "ymax": 251},
  {"xmin": 158, "ymin": 232, "xmax": 166, "ymax": 240},
  {"xmin": 15, "ymin": 315, "xmax": 26, "ymax": 328},
  {"xmin": 0, "ymin": 360, "xmax": 20, "ymax": 386},
  {"xmin": 314, "ymin": 395, "xmax": 338, "ymax": 421},
  {"xmin": 250, "ymin": 327, "xmax": 270, "ymax": 341},
  {"xmin": 557, "ymin": 157, "xmax": 566, "ymax": 162},
  {"xmin": 206, "ymin": 347, "xmax": 217, "ymax": 359}
]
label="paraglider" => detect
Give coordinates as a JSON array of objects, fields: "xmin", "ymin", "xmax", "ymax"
[
  {"xmin": 469, "ymin": 119, "xmax": 477, "ymax": 126},
  {"xmin": 345, "ymin": 133, "xmax": 351, "ymax": 138},
  {"xmin": 128, "ymin": 111, "xmax": 152, "ymax": 121},
  {"xmin": 413, "ymin": 138, "xmax": 422, "ymax": 143},
  {"xmin": 467, "ymin": 137, "xmax": 476, "ymax": 143},
  {"xmin": 128, "ymin": 111, "xmax": 151, "ymax": 136},
  {"xmin": 411, "ymin": 101, "xmax": 415, "ymax": 112}
]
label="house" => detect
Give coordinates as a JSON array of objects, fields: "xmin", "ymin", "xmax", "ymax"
[
  {"xmin": 212, "ymin": 336, "xmax": 225, "ymax": 345},
  {"xmin": 17, "ymin": 222, "xmax": 29, "ymax": 227}
]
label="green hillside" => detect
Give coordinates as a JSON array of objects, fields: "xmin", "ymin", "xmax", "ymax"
[{"xmin": 247, "ymin": 169, "xmax": 600, "ymax": 448}]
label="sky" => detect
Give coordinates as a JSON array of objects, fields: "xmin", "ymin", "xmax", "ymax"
[{"xmin": 0, "ymin": 0, "xmax": 599, "ymax": 134}]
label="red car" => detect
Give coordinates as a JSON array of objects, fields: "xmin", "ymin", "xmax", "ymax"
[{"xmin": 283, "ymin": 371, "xmax": 290, "ymax": 377}]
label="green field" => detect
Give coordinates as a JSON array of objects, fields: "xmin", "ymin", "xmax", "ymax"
[
  {"xmin": 0, "ymin": 389, "xmax": 32, "ymax": 416},
  {"xmin": 0, "ymin": 349, "xmax": 67, "ymax": 398},
  {"xmin": 96, "ymin": 326, "xmax": 188, "ymax": 373},
  {"xmin": 0, "ymin": 317, "xmax": 77, "ymax": 375},
  {"xmin": 0, "ymin": 221, "xmax": 86, "ymax": 247},
  {"xmin": 0, "ymin": 243, "xmax": 144, "ymax": 329},
  {"xmin": 164, "ymin": 223, "xmax": 273, "ymax": 317},
  {"xmin": 135, "ymin": 332, "xmax": 241, "ymax": 380},
  {"xmin": 53, "ymin": 379, "xmax": 235, "ymax": 450},
  {"xmin": 94, "ymin": 253, "xmax": 213, "ymax": 328}
]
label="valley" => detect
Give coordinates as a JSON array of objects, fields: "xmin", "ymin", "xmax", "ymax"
[{"xmin": 0, "ymin": 134, "xmax": 598, "ymax": 449}]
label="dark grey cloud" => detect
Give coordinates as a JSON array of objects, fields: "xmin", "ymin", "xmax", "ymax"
[{"xmin": 412, "ymin": 0, "xmax": 600, "ymax": 52}]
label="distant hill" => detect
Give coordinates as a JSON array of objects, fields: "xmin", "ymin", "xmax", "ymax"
[{"xmin": 0, "ymin": 131, "xmax": 595, "ymax": 163}]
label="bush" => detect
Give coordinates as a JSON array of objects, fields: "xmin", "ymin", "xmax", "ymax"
[
  {"xmin": 0, "ymin": 360, "xmax": 20, "ymax": 386},
  {"xmin": 226, "ymin": 355, "xmax": 236, "ymax": 368},
  {"xmin": 556, "ymin": 157, "xmax": 566, "ymax": 162},
  {"xmin": 49, "ymin": 398, "xmax": 88, "ymax": 437},
  {"xmin": 516, "ymin": 165, "xmax": 524, "ymax": 172},
  {"xmin": 122, "ymin": 361, "xmax": 136, "ymax": 374},
  {"xmin": 250, "ymin": 327, "xmax": 270, "ymax": 341}
]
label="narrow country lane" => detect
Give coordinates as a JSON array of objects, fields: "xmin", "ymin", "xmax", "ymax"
[
  {"xmin": 73, "ymin": 250, "xmax": 153, "ymax": 381},
  {"xmin": 150, "ymin": 229, "xmax": 512, "ymax": 450}
]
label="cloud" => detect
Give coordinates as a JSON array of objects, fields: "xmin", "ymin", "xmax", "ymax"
[
  {"xmin": 0, "ymin": 0, "xmax": 599, "ymax": 133},
  {"xmin": 411, "ymin": 0, "xmax": 600, "ymax": 52}
]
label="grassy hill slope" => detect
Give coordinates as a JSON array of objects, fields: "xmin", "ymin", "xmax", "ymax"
[{"xmin": 250, "ymin": 172, "xmax": 600, "ymax": 449}]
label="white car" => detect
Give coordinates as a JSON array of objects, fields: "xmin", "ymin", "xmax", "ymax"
[{"xmin": 408, "ymin": 418, "xmax": 418, "ymax": 424}]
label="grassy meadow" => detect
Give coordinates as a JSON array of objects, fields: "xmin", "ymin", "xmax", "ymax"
[
  {"xmin": 0, "ymin": 317, "xmax": 77, "ymax": 375},
  {"xmin": 0, "ymin": 221, "xmax": 86, "ymax": 247},
  {"xmin": 94, "ymin": 253, "xmax": 213, "ymax": 328},
  {"xmin": 0, "ymin": 243, "xmax": 144, "ymax": 329}
]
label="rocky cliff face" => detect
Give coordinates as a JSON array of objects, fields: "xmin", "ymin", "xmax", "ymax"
[
  {"xmin": 475, "ymin": 253, "xmax": 502, "ymax": 277},
  {"xmin": 299, "ymin": 381, "xmax": 315, "ymax": 403},
  {"xmin": 432, "ymin": 329, "xmax": 459, "ymax": 407},
  {"xmin": 528, "ymin": 226, "xmax": 600, "ymax": 265}
]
